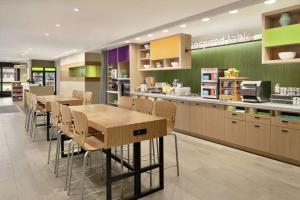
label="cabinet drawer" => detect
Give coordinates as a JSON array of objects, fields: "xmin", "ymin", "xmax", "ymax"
[
  {"xmin": 189, "ymin": 102, "xmax": 204, "ymax": 135},
  {"xmin": 225, "ymin": 111, "xmax": 245, "ymax": 120},
  {"xmin": 246, "ymin": 113, "xmax": 271, "ymax": 125},
  {"xmin": 271, "ymin": 117, "xmax": 300, "ymax": 130},
  {"xmin": 246, "ymin": 122, "xmax": 270, "ymax": 152},
  {"xmin": 270, "ymin": 126, "xmax": 300, "ymax": 161},
  {"xmin": 225, "ymin": 118, "xmax": 246, "ymax": 146}
]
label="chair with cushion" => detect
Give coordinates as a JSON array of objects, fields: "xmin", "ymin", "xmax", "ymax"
[{"xmin": 67, "ymin": 110, "xmax": 105, "ymax": 199}]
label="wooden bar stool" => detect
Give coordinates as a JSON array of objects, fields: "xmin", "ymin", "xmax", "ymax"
[
  {"xmin": 47, "ymin": 101, "xmax": 62, "ymax": 165},
  {"xmin": 67, "ymin": 110, "xmax": 105, "ymax": 199},
  {"xmin": 155, "ymin": 100, "xmax": 179, "ymax": 176}
]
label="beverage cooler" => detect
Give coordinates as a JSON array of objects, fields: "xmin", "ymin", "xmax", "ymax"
[{"xmin": 31, "ymin": 67, "xmax": 56, "ymax": 93}]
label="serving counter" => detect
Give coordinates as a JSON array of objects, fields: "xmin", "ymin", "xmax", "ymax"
[{"xmin": 132, "ymin": 92, "xmax": 300, "ymax": 166}]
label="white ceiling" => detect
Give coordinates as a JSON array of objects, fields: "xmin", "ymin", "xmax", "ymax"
[{"xmin": 0, "ymin": 0, "xmax": 257, "ymax": 62}]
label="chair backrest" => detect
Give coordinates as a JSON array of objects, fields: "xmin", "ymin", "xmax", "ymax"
[
  {"xmin": 155, "ymin": 101, "xmax": 177, "ymax": 131},
  {"xmin": 60, "ymin": 104, "xmax": 73, "ymax": 134},
  {"xmin": 134, "ymin": 98, "xmax": 153, "ymax": 114},
  {"xmin": 50, "ymin": 101, "xmax": 61, "ymax": 126},
  {"xmin": 119, "ymin": 97, "xmax": 134, "ymax": 110},
  {"xmin": 72, "ymin": 110, "xmax": 88, "ymax": 145},
  {"xmin": 72, "ymin": 90, "xmax": 79, "ymax": 98},
  {"xmin": 31, "ymin": 94, "xmax": 38, "ymax": 110},
  {"xmin": 83, "ymin": 92, "xmax": 92, "ymax": 105}
]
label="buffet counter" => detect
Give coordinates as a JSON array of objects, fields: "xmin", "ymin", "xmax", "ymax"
[{"xmin": 132, "ymin": 92, "xmax": 300, "ymax": 113}]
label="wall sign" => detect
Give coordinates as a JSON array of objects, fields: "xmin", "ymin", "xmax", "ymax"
[{"xmin": 192, "ymin": 32, "xmax": 261, "ymax": 49}]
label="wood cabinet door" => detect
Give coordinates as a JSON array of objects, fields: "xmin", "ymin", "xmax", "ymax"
[
  {"xmin": 271, "ymin": 126, "xmax": 300, "ymax": 161},
  {"xmin": 246, "ymin": 122, "xmax": 271, "ymax": 152},
  {"xmin": 203, "ymin": 104, "xmax": 225, "ymax": 140},
  {"xmin": 174, "ymin": 101, "xmax": 190, "ymax": 132},
  {"xmin": 225, "ymin": 118, "xmax": 246, "ymax": 146},
  {"xmin": 107, "ymin": 48, "xmax": 118, "ymax": 65},
  {"xmin": 189, "ymin": 102, "xmax": 204, "ymax": 135},
  {"xmin": 150, "ymin": 35, "xmax": 180, "ymax": 60},
  {"xmin": 117, "ymin": 45, "xmax": 129, "ymax": 62}
]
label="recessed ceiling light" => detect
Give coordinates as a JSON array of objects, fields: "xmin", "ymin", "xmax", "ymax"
[
  {"xmin": 179, "ymin": 24, "xmax": 187, "ymax": 28},
  {"xmin": 28, "ymin": 48, "xmax": 32, "ymax": 50},
  {"xmin": 148, "ymin": 34, "xmax": 153, "ymax": 37},
  {"xmin": 21, "ymin": 53, "xmax": 25, "ymax": 56},
  {"xmin": 135, "ymin": 37, "xmax": 141, "ymax": 41},
  {"xmin": 56, "ymin": 24, "xmax": 60, "ymax": 27},
  {"xmin": 125, "ymin": 40, "xmax": 130, "ymax": 43},
  {"xmin": 162, "ymin": 29, "xmax": 169, "ymax": 33},
  {"xmin": 73, "ymin": 8, "xmax": 79, "ymax": 12},
  {"xmin": 45, "ymin": 33, "xmax": 49, "ymax": 37},
  {"xmin": 264, "ymin": 0, "xmax": 276, "ymax": 4},
  {"xmin": 202, "ymin": 18, "xmax": 210, "ymax": 22},
  {"xmin": 229, "ymin": 9, "xmax": 239, "ymax": 14}
]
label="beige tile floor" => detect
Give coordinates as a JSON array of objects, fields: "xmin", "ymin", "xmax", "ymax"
[{"xmin": 0, "ymin": 97, "xmax": 300, "ymax": 200}]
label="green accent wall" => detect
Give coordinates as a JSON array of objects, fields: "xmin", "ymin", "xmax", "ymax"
[
  {"xmin": 148, "ymin": 41, "xmax": 300, "ymax": 93},
  {"xmin": 69, "ymin": 65, "xmax": 101, "ymax": 78}
]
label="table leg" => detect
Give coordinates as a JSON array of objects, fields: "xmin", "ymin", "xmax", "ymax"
[
  {"xmin": 159, "ymin": 137, "xmax": 164, "ymax": 189},
  {"xmin": 46, "ymin": 112, "xmax": 50, "ymax": 141},
  {"xmin": 134, "ymin": 142, "xmax": 141, "ymax": 197},
  {"xmin": 106, "ymin": 148, "xmax": 112, "ymax": 200}
]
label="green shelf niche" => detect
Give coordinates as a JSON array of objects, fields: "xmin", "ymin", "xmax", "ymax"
[
  {"xmin": 264, "ymin": 24, "xmax": 300, "ymax": 47},
  {"xmin": 69, "ymin": 65, "xmax": 101, "ymax": 78}
]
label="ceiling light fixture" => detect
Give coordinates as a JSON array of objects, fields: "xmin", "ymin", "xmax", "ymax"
[
  {"xmin": 202, "ymin": 18, "xmax": 210, "ymax": 22},
  {"xmin": 264, "ymin": 0, "xmax": 276, "ymax": 5},
  {"xmin": 229, "ymin": 9, "xmax": 239, "ymax": 14},
  {"xmin": 162, "ymin": 29, "xmax": 169, "ymax": 33},
  {"xmin": 148, "ymin": 34, "xmax": 153, "ymax": 37},
  {"xmin": 135, "ymin": 37, "xmax": 141, "ymax": 41},
  {"xmin": 125, "ymin": 40, "xmax": 130, "ymax": 43},
  {"xmin": 179, "ymin": 24, "xmax": 187, "ymax": 28},
  {"xmin": 56, "ymin": 24, "xmax": 61, "ymax": 27},
  {"xmin": 45, "ymin": 33, "xmax": 49, "ymax": 37},
  {"xmin": 28, "ymin": 48, "xmax": 32, "ymax": 50},
  {"xmin": 73, "ymin": 8, "xmax": 79, "ymax": 12}
]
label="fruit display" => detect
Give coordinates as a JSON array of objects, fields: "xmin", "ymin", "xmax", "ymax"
[{"xmin": 224, "ymin": 68, "xmax": 239, "ymax": 77}]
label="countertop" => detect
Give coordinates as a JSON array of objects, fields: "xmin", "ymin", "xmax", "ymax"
[{"xmin": 131, "ymin": 92, "xmax": 300, "ymax": 113}]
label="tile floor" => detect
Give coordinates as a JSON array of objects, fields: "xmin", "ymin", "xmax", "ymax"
[{"xmin": 0, "ymin": 97, "xmax": 300, "ymax": 200}]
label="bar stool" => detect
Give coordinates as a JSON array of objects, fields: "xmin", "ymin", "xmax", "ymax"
[
  {"xmin": 29, "ymin": 94, "xmax": 47, "ymax": 141},
  {"xmin": 47, "ymin": 101, "xmax": 62, "ymax": 165},
  {"xmin": 154, "ymin": 100, "xmax": 179, "ymax": 176},
  {"xmin": 72, "ymin": 90, "xmax": 79, "ymax": 98},
  {"xmin": 83, "ymin": 91, "xmax": 92, "ymax": 105},
  {"xmin": 67, "ymin": 110, "xmax": 105, "ymax": 199},
  {"xmin": 25, "ymin": 92, "xmax": 33, "ymax": 133},
  {"xmin": 134, "ymin": 98, "xmax": 157, "ymax": 186}
]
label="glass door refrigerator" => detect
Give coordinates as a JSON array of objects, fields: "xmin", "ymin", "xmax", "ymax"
[{"xmin": 31, "ymin": 67, "xmax": 56, "ymax": 93}]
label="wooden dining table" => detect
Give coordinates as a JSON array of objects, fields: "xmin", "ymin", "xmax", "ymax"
[
  {"xmin": 70, "ymin": 104, "xmax": 167, "ymax": 200},
  {"xmin": 37, "ymin": 95, "xmax": 82, "ymax": 140}
]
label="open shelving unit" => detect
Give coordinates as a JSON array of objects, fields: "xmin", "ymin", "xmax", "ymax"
[
  {"xmin": 11, "ymin": 81, "xmax": 23, "ymax": 101},
  {"xmin": 138, "ymin": 34, "xmax": 191, "ymax": 71},
  {"xmin": 262, "ymin": 5, "xmax": 300, "ymax": 64}
]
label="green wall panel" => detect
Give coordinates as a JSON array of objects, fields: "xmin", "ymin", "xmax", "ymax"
[
  {"xmin": 69, "ymin": 65, "xmax": 101, "ymax": 78},
  {"xmin": 148, "ymin": 41, "xmax": 300, "ymax": 94},
  {"xmin": 264, "ymin": 24, "xmax": 300, "ymax": 47}
]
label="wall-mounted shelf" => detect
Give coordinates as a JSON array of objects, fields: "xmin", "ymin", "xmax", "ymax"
[
  {"xmin": 107, "ymin": 90, "xmax": 119, "ymax": 94},
  {"xmin": 262, "ymin": 5, "xmax": 300, "ymax": 64},
  {"xmin": 138, "ymin": 34, "xmax": 191, "ymax": 71}
]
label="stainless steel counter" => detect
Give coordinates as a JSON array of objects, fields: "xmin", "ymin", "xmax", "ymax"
[{"xmin": 131, "ymin": 92, "xmax": 300, "ymax": 113}]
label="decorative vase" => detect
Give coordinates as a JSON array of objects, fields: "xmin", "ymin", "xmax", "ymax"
[{"xmin": 279, "ymin": 13, "xmax": 292, "ymax": 26}]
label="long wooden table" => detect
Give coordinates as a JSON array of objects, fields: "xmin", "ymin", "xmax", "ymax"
[
  {"xmin": 37, "ymin": 95, "xmax": 82, "ymax": 140},
  {"xmin": 70, "ymin": 104, "xmax": 167, "ymax": 200}
]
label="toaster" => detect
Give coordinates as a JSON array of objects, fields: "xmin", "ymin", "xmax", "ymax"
[{"xmin": 240, "ymin": 81, "xmax": 271, "ymax": 103}]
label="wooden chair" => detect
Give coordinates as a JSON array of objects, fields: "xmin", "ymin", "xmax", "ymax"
[
  {"xmin": 83, "ymin": 91, "xmax": 92, "ymax": 105},
  {"xmin": 155, "ymin": 100, "xmax": 179, "ymax": 176},
  {"xmin": 47, "ymin": 101, "xmax": 61, "ymax": 165},
  {"xmin": 119, "ymin": 97, "xmax": 134, "ymax": 110},
  {"xmin": 29, "ymin": 93, "xmax": 47, "ymax": 141},
  {"xmin": 67, "ymin": 110, "xmax": 104, "ymax": 199},
  {"xmin": 134, "ymin": 98, "xmax": 153, "ymax": 114},
  {"xmin": 72, "ymin": 90, "xmax": 79, "ymax": 98}
]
